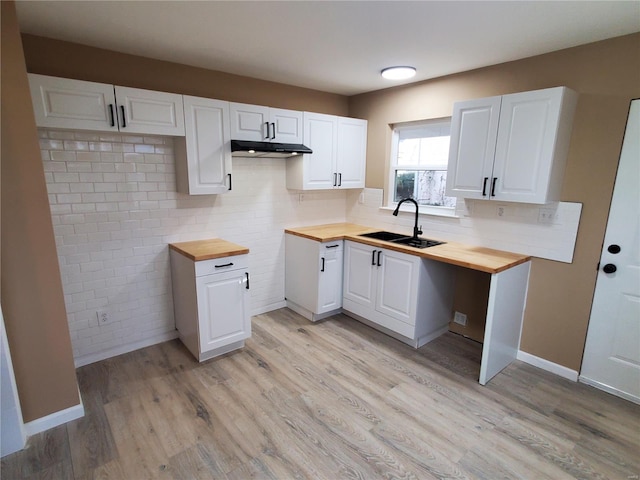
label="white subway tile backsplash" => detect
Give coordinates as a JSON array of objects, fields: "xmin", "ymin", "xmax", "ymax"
[{"xmin": 40, "ymin": 129, "xmax": 347, "ymax": 365}]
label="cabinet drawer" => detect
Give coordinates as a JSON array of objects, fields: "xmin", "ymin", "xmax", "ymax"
[{"xmin": 195, "ymin": 254, "xmax": 249, "ymax": 276}]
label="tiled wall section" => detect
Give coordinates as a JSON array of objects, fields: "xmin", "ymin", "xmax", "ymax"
[
  {"xmin": 347, "ymin": 188, "xmax": 581, "ymax": 263},
  {"xmin": 39, "ymin": 129, "xmax": 347, "ymax": 366}
]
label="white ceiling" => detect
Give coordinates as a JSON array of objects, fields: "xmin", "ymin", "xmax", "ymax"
[{"xmin": 15, "ymin": 1, "xmax": 640, "ymax": 96}]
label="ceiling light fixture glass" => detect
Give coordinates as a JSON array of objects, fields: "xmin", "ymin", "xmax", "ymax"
[{"xmin": 381, "ymin": 66, "xmax": 416, "ymax": 80}]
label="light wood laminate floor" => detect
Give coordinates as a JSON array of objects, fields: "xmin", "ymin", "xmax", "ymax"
[{"xmin": 3, "ymin": 308, "xmax": 639, "ymax": 479}]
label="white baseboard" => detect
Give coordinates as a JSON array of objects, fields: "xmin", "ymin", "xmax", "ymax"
[
  {"xmin": 517, "ymin": 350, "xmax": 578, "ymax": 381},
  {"xmin": 579, "ymin": 376, "xmax": 640, "ymax": 405},
  {"xmin": 24, "ymin": 396, "xmax": 84, "ymax": 436},
  {"xmin": 251, "ymin": 300, "xmax": 287, "ymax": 317},
  {"xmin": 74, "ymin": 330, "xmax": 179, "ymax": 368}
]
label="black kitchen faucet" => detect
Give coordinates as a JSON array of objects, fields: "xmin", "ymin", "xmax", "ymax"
[{"xmin": 392, "ymin": 198, "xmax": 422, "ymax": 239}]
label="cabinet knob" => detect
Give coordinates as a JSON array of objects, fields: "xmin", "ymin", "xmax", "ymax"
[
  {"xmin": 607, "ymin": 244, "xmax": 621, "ymax": 254},
  {"xmin": 602, "ymin": 263, "xmax": 617, "ymax": 274}
]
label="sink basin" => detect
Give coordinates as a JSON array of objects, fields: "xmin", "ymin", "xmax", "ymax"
[
  {"xmin": 359, "ymin": 231, "xmax": 412, "ymax": 242},
  {"xmin": 358, "ymin": 231, "xmax": 444, "ymax": 249}
]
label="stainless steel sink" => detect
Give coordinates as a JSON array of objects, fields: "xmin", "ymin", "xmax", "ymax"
[
  {"xmin": 359, "ymin": 231, "xmax": 412, "ymax": 242},
  {"xmin": 358, "ymin": 231, "xmax": 444, "ymax": 249}
]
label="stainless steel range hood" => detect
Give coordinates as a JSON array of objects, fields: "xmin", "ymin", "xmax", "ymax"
[{"xmin": 231, "ymin": 140, "xmax": 312, "ymax": 158}]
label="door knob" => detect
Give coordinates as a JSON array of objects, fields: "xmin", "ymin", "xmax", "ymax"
[
  {"xmin": 602, "ymin": 263, "xmax": 617, "ymax": 274},
  {"xmin": 607, "ymin": 244, "xmax": 621, "ymax": 254}
]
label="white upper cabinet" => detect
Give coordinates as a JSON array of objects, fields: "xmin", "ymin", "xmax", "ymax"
[
  {"xmin": 112, "ymin": 86, "xmax": 184, "ymax": 136},
  {"xmin": 28, "ymin": 73, "xmax": 185, "ymax": 136},
  {"xmin": 286, "ymin": 112, "xmax": 367, "ymax": 190},
  {"xmin": 446, "ymin": 86, "xmax": 578, "ymax": 204},
  {"xmin": 336, "ymin": 116, "xmax": 367, "ymax": 189},
  {"xmin": 229, "ymin": 102, "xmax": 302, "ymax": 143},
  {"xmin": 29, "ymin": 74, "xmax": 117, "ymax": 131},
  {"xmin": 175, "ymin": 96, "xmax": 232, "ymax": 195}
]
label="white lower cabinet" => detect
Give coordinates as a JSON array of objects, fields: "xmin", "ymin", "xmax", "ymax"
[
  {"xmin": 285, "ymin": 234, "xmax": 343, "ymax": 321},
  {"xmin": 170, "ymin": 251, "xmax": 250, "ymax": 361},
  {"xmin": 342, "ymin": 241, "xmax": 455, "ymax": 347}
]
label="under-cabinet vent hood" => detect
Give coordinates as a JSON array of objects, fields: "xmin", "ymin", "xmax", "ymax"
[{"xmin": 231, "ymin": 140, "xmax": 312, "ymax": 158}]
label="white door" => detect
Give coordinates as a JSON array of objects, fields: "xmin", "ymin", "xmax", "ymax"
[
  {"xmin": 28, "ymin": 73, "xmax": 118, "ymax": 131},
  {"xmin": 317, "ymin": 245, "xmax": 343, "ymax": 314},
  {"xmin": 375, "ymin": 249, "xmax": 418, "ymax": 325},
  {"xmin": 197, "ymin": 269, "xmax": 250, "ymax": 353},
  {"xmin": 182, "ymin": 96, "xmax": 231, "ymax": 195},
  {"xmin": 492, "ymin": 87, "xmax": 562, "ymax": 203},
  {"xmin": 229, "ymin": 103, "xmax": 270, "ymax": 141},
  {"xmin": 270, "ymin": 108, "xmax": 303, "ymax": 144},
  {"xmin": 302, "ymin": 112, "xmax": 337, "ymax": 189},
  {"xmin": 580, "ymin": 99, "xmax": 640, "ymax": 404},
  {"xmin": 114, "ymin": 86, "xmax": 185, "ymax": 136},
  {"xmin": 446, "ymin": 96, "xmax": 501, "ymax": 199},
  {"xmin": 336, "ymin": 117, "xmax": 367, "ymax": 189},
  {"xmin": 343, "ymin": 241, "xmax": 377, "ymax": 309}
]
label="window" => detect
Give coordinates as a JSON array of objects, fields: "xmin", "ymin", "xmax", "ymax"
[{"xmin": 389, "ymin": 119, "xmax": 456, "ymax": 215}]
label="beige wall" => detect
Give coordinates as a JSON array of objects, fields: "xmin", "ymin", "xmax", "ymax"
[
  {"xmin": 21, "ymin": 34, "xmax": 349, "ymax": 116},
  {"xmin": 349, "ymin": 33, "xmax": 640, "ymax": 371},
  {"xmin": 1, "ymin": 1, "xmax": 80, "ymax": 422}
]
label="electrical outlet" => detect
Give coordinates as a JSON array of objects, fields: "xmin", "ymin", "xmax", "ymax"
[
  {"xmin": 538, "ymin": 208, "xmax": 560, "ymax": 224},
  {"xmin": 496, "ymin": 205, "xmax": 507, "ymax": 217},
  {"xmin": 453, "ymin": 311, "xmax": 467, "ymax": 326},
  {"xmin": 96, "ymin": 309, "xmax": 111, "ymax": 325},
  {"xmin": 298, "ymin": 193, "xmax": 304, "ymax": 203},
  {"xmin": 358, "ymin": 192, "xmax": 365, "ymax": 204}
]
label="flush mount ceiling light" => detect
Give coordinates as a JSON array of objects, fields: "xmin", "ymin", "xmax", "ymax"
[{"xmin": 381, "ymin": 66, "xmax": 417, "ymax": 80}]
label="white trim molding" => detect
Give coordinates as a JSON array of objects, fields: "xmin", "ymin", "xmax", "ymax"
[
  {"xmin": 74, "ymin": 331, "xmax": 179, "ymax": 368},
  {"xmin": 579, "ymin": 376, "xmax": 640, "ymax": 405},
  {"xmin": 517, "ymin": 350, "xmax": 579, "ymax": 382},
  {"xmin": 23, "ymin": 396, "xmax": 84, "ymax": 436}
]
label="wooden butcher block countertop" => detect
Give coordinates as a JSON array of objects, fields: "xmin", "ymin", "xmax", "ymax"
[
  {"xmin": 285, "ymin": 223, "xmax": 530, "ymax": 274},
  {"xmin": 169, "ymin": 238, "xmax": 249, "ymax": 261}
]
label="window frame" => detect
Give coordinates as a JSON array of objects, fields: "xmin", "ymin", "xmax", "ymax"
[{"xmin": 386, "ymin": 117, "xmax": 457, "ymax": 218}]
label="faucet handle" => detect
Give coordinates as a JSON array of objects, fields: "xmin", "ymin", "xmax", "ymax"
[{"xmin": 417, "ymin": 225, "xmax": 423, "ymax": 236}]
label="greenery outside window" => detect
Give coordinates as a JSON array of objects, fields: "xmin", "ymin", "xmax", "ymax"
[{"xmin": 389, "ymin": 119, "xmax": 456, "ymax": 215}]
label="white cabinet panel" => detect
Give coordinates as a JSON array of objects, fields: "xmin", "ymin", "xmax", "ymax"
[
  {"xmin": 285, "ymin": 234, "xmax": 343, "ymax": 321},
  {"xmin": 230, "ymin": 103, "xmax": 302, "ymax": 143},
  {"xmin": 114, "ymin": 86, "xmax": 185, "ymax": 136},
  {"xmin": 446, "ymin": 87, "xmax": 577, "ymax": 204},
  {"xmin": 343, "ymin": 241, "xmax": 455, "ymax": 348},
  {"xmin": 29, "ymin": 74, "xmax": 117, "ymax": 131},
  {"xmin": 270, "ymin": 108, "xmax": 303, "ymax": 144},
  {"xmin": 170, "ymin": 250, "xmax": 250, "ymax": 362},
  {"xmin": 28, "ymin": 74, "xmax": 185, "ymax": 136},
  {"xmin": 197, "ymin": 268, "xmax": 250, "ymax": 352},
  {"xmin": 343, "ymin": 241, "xmax": 377, "ymax": 309},
  {"xmin": 446, "ymin": 97, "xmax": 501, "ymax": 199},
  {"xmin": 176, "ymin": 96, "xmax": 231, "ymax": 195},
  {"xmin": 286, "ymin": 113, "xmax": 367, "ymax": 190},
  {"xmin": 230, "ymin": 103, "xmax": 270, "ymax": 141},
  {"xmin": 376, "ymin": 249, "xmax": 418, "ymax": 325},
  {"xmin": 336, "ymin": 117, "xmax": 367, "ymax": 189}
]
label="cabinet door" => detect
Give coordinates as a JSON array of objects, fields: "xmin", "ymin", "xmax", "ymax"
[
  {"xmin": 336, "ymin": 117, "xmax": 367, "ymax": 189},
  {"xmin": 301, "ymin": 112, "xmax": 338, "ymax": 189},
  {"xmin": 343, "ymin": 241, "xmax": 376, "ymax": 309},
  {"xmin": 376, "ymin": 248, "xmax": 419, "ymax": 325},
  {"xmin": 317, "ymin": 244, "xmax": 343, "ymax": 314},
  {"xmin": 114, "ymin": 86, "xmax": 185, "ymax": 136},
  {"xmin": 492, "ymin": 88, "xmax": 564, "ymax": 203},
  {"xmin": 446, "ymin": 96, "xmax": 501, "ymax": 199},
  {"xmin": 229, "ymin": 103, "xmax": 270, "ymax": 141},
  {"xmin": 181, "ymin": 96, "xmax": 232, "ymax": 195},
  {"xmin": 28, "ymin": 74, "xmax": 117, "ymax": 131},
  {"xmin": 196, "ymin": 268, "xmax": 250, "ymax": 353},
  {"xmin": 270, "ymin": 108, "xmax": 303, "ymax": 143}
]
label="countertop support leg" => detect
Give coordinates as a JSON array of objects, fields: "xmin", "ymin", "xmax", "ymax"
[{"xmin": 479, "ymin": 261, "xmax": 531, "ymax": 385}]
